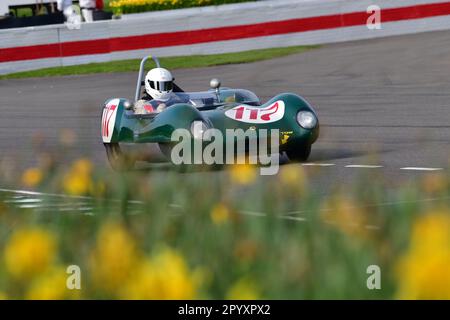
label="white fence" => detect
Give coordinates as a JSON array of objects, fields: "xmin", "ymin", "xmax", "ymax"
[{"xmin": 1, "ymin": 0, "xmax": 450, "ymax": 74}]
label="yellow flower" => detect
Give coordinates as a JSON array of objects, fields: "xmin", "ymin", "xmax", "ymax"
[
  {"xmin": 21, "ymin": 168, "xmax": 43, "ymax": 187},
  {"xmin": 63, "ymin": 158, "xmax": 94, "ymax": 195},
  {"xmin": 279, "ymin": 164, "xmax": 306, "ymax": 192},
  {"xmin": 4, "ymin": 227, "xmax": 57, "ymax": 280},
  {"xmin": 59, "ymin": 129, "xmax": 77, "ymax": 146},
  {"xmin": 421, "ymin": 173, "xmax": 448, "ymax": 195},
  {"xmin": 122, "ymin": 247, "xmax": 200, "ymax": 299},
  {"xmin": 26, "ymin": 266, "xmax": 80, "ymax": 300},
  {"xmin": 90, "ymin": 221, "xmax": 140, "ymax": 293},
  {"xmin": 226, "ymin": 278, "xmax": 260, "ymax": 300},
  {"xmin": 152, "ymin": 248, "xmax": 196, "ymax": 300},
  {"xmin": 72, "ymin": 158, "xmax": 92, "ymax": 175},
  {"xmin": 152, "ymin": 248, "xmax": 199, "ymax": 299},
  {"xmin": 321, "ymin": 196, "xmax": 369, "ymax": 239},
  {"xmin": 410, "ymin": 209, "xmax": 450, "ymax": 252},
  {"xmin": 210, "ymin": 203, "xmax": 230, "ymax": 225},
  {"xmin": 396, "ymin": 210, "xmax": 450, "ymax": 299},
  {"xmin": 229, "ymin": 163, "xmax": 257, "ymax": 185},
  {"xmin": 121, "ymin": 259, "xmax": 158, "ymax": 299},
  {"xmin": 233, "ymin": 239, "xmax": 259, "ymax": 262},
  {"xmin": 63, "ymin": 174, "xmax": 92, "ymax": 195}
]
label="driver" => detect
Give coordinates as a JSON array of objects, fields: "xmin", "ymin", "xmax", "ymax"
[{"xmin": 134, "ymin": 67, "xmax": 184, "ymax": 114}]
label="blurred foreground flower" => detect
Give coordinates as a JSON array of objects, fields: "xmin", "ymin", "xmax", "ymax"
[
  {"xmin": 122, "ymin": 247, "xmax": 201, "ymax": 299},
  {"xmin": 210, "ymin": 203, "xmax": 231, "ymax": 225},
  {"xmin": 21, "ymin": 168, "xmax": 43, "ymax": 188},
  {"xmin": 396, "ymin": 210, "xmax": 450, "ymax": 299},
  {"xmin": 226, "ymin": 278, "xmax": 260, "ymax": 300},
  {"xmin": 279, "ymin": 165, "xmax": 306, "ymax": 192},
  {"xmin": 321, "ymin": 196, "xmax": 369, "ymax": 239},
  {"xmin": 59, "ymin": 129, "xmax": 77, "ymax": 147},
  {"xmin": 90, "ymin": 221, "xmax": 140, "ymax": 293},
  {"xmin": 233, "ymin": 239, "xmax": 260, "ymax": 263},
  {"xmin": 4, "ymin": 227, "xmax": 56, "ymax": 280},
  {"xmin": 26, "ymin": 266, "xmax": 80, "ymax": 300},
  {"xmin": 63, "ymin": 158, "xmax": 94, "ymax": 195},
  {"xmin": 229, "ymin": 163, "xmax": 257, "ymax": 185},
  {"xmin": 421, "ymin": 173, "xmax": 448, "ymax": 195}
]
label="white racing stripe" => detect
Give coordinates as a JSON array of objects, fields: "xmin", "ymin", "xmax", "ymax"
[
  {"xmin": 345, "ymin": 165, "xmax": 383, "ymax": 168},
  {"xmin": 400, "ymin": 167, "xmax": 443, "ymax": 171}
]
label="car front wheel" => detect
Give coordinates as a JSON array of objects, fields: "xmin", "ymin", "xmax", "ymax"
[{"xmin": 104, "ymin": 143, "xmax": 135, "ymax": 171}]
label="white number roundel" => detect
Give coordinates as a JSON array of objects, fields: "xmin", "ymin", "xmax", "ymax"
[
  {"xmin": 101, "ymin": 99, "xmax": 120, "ymax": 143},
  {"xmin": 224, "ymin": 100, "xmax": 285, "ymax": 124}
]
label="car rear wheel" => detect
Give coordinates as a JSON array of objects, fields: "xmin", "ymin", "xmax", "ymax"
[
  {"xmin": 286, "ymin": 144, "xmax": 311, "ymax": 162},
  {"xmin": 104, "ymin": 143, "xmax": 135, "ymax": 171}
]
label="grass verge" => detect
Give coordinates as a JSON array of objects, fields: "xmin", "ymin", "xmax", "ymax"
[{"xmin": 0, "ymin": 45, "xmax": 319, "ymax": 80}]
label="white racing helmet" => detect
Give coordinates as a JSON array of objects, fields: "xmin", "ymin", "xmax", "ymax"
[{"xmin": 145, "ymin": 68, "xmax": 174, "ymax": 101}]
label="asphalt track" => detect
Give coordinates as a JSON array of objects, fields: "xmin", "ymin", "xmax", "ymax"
[{"xmin": 1, "ymin": 30, "xmax": 450, "ymax": 195}]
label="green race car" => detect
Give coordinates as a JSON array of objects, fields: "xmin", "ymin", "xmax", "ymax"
[{"xmin": 101, "ymin": 56, "xmax": 319, "ymax": 169}]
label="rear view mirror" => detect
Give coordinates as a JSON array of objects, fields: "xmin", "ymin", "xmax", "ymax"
[{"xmin": 210, "ymin": 78, "xmax": 221, "ymax": 90}]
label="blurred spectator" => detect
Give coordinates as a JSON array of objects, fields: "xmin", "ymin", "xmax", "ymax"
[
  {"xmin": 79, "ymin": 0, "xmax": 95, "ymax": 22},
  {"xmin": 96, "ymin": 0, "xmax": 104, "ymax": 10},
  {"xmin": 57, "ymin": 0, "xmax": 82, "ymax": 28},
  {"xmin": 56, "ymin": 0, "xmax": 72, "ymax": 12}
]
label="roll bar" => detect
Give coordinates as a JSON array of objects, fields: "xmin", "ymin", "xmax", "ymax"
[{"xmin": 135, "ymin": 56, "xmax": 161, "ymax": 102}]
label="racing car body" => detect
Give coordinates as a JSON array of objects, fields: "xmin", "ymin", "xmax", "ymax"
[{"xmin": 101, "ymin": 56, "xmax": 319, "ymax": 169}]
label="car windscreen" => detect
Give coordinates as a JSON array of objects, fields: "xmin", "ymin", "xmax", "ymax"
[
  {"xmin": 220, "ymin": 89, "xmax": 260, "ymax": 105},
  {"xmin": 174, "ymin": 89, "xmax": 260, "ymax": 108}
]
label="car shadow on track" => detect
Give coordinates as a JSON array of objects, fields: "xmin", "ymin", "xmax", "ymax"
[
  {"xmin": 123, "ymin": 149, "xmax": 372, "ymax": 173},
  {"xmin": 308, "ymin": 148, "xmax": 369, "ymax": 162},
  {"xmin": 130, "ymin": 153, "xmax": 291, "ymax": 174}
]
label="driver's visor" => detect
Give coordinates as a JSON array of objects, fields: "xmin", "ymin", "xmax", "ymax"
[{"xmin": 149, "ymin": 80, "xmax": 173, "ymax": 91}]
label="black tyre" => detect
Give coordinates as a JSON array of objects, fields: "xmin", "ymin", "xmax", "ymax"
[
  {"xmin": 158, "ymin": 142, "xmax": 224, "ymax": 172},
  {"xmin": 159, "ymin": 142, "xmax": 190, "ymax": 172},
  {"xmin": 286, "ymin": 144, "xmax": 311, "ymax": 162},
  {"xmin": 104, "ymin": 143, "xmax": 135, "ymax": 171},
  {"xmin": 158, "ymin": 143, "xmax": 173, "ymax": 160}
]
